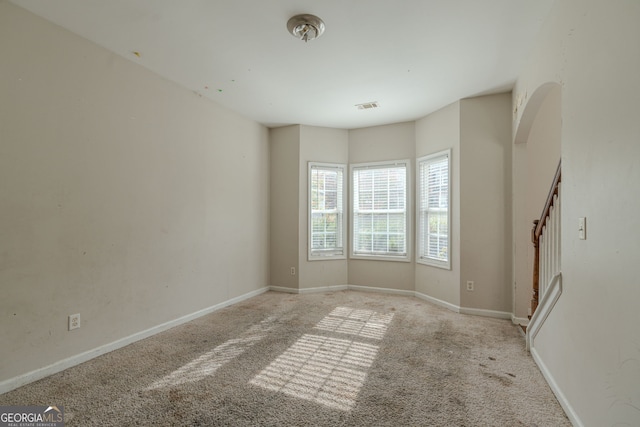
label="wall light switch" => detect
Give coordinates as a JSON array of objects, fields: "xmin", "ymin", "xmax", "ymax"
[{"xmin": 578, "ymin": 217, "xmax": 586, "ymax": 240}]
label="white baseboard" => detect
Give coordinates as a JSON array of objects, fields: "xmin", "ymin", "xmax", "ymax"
[
  {"xmin": 348, "ymin": 284, "xmax": 414, "ymax": 297},
  {"xmin": 0, "ymin": 286, "xmax": 269, "ymax": 395},
  {"xmin": 512, "ymin": 316, "xmax": 529, "ymax": 326},
  {"xmin": 298, "ymin": 284, "xmax": 349, "ymax": 294},
  {"xmin": 268, "ymin": 285, "xmax": 349, "ymax": 294},
  {"xmin": 2, "ymin": 283, "xmax": 525, "ymax": 396},
  {"xmin": 459, "ymin": 307, "xmax": 512, "ymax": 320},
  {"xmin": 525, "ymin": 273, "xmax": 578, "ymax": 424},
  {"xmin": 270, "ymin": 285, "xmax": 514, "ymax": 324},
  {"xmin": 270, "ymin": 284, "xmax": 412, "ymax": 297},
  {"xmin": 414, "ymin": 291, "xmax": 461, "ymax": 313},
  {"xmin": 526, "ymin": 273, "xmax": 562, "ymax": 351},
  {"xmin": 268, "ymin": 285, "xmax": 300, "ymax": 294},
  {"xmin": 530, "ymin": 347, "xmax": 583, "ymax": 427}
]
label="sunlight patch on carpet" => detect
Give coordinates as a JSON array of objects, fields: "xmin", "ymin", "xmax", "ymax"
[
  {"xmin": 146, "ymin": 316, "xmax": 277, "ymax": 390},
  {"xmin": 314, "ymin": 307, "xmax": 394, "ymax": 340},
  {"xmin": 250, "ymin": 334, "xmax": 379, "ymax": 411}
]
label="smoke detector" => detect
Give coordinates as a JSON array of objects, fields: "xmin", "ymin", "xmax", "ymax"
[{"xmin": 287, "ymin": 14, "xmax": 325, "ymax": 42}]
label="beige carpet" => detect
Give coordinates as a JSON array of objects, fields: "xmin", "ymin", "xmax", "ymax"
[{"xmin": 0, "ymin": 291, "xmax": 570, "ymax": 426}]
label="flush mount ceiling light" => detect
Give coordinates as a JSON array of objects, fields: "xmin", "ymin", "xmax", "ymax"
[
  {"xmin": 287, "ymin": 14, "xmax": 325, "ymax": 42},
  {"xmin": 355, "ymin": 101, "xmax": 380, "ymax": 110}
]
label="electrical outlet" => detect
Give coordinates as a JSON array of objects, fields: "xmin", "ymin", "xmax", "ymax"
[
  {"xmin": 466, "ymin": 281, "xmax": 474, "ymax": 291},
  {"xmin": 290, "ymin": 267, "xmax": 296, "ymax": 276},
  {"xmin": 68, "ymin": 313, "xmax": 80, "ymax": 331}
]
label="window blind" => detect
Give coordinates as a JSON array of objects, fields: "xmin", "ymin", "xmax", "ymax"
[
  {"xmin": 352, "ymin": 162, "xmax": 407, "ymax": 257},
  {"xmin": 418, "ymin": 151, "xmax": 450, "ymax": 268},
  {"xmin": 309, "ymin": 164, "xmax": 345, "ymax": 258}
]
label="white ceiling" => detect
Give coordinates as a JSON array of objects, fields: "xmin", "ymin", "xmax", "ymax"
[{"xmin": 12, "ymin": 0, "xmax": 554, "ymax": 129}]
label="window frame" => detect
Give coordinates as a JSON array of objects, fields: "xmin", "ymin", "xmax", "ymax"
[
  {"xmin": 416, "ymin": 149, "xmax": 451, "ymax": 269},
  {"xmin": 349, "ymin": 159, "xmax": 411, "ymax": 262},
  {"xmin": 308, "ymin": 162, "xmax": 347, "ymax": 261}
]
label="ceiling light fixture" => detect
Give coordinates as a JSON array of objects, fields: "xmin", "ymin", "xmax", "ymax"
[
  {"xmin": 355, "ymin": 101, "xmax": 380, "ymax": 110},
  {"xmin": 287, "ymin": 14, "xmax": 325, "ymax": 42}
]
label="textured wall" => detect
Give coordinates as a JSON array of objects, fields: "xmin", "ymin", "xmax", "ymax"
[
  {"xmin": 415, "ymin": 102, "xmax": 461, "ymax": 306},
  {"xmin": 459, "ymin": 94, "xmax": 512, "ymax": 313},
  {"xmin": 269, "ymin": 125, "xmax": 300, "ymax": 289},
  {"xmin": 298, "ymin": 125, "xmax": 349, "ymax": 289},
  {"xmin": 0, "ymin": 2, "xmax": 269, "ymax": 383},
  {"xmin": 513, "ymin": 0, "xmax": 640, "ymax": 424},
  {"xmin": 348, "ymin": 122, "xmax": 416, "ymax": 291}
]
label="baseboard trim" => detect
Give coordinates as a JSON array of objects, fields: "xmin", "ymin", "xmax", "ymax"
[
  {"xmin": 348, "ymin": 285, "xmax": 415, "ymax": 297},
  {"xmin": 414, "ymin": 291, "xmax": 460, "ymax": 313},
  {"xmin": 269, "ymin": 284, "xmax": 412, "ymax": 297},
  {"xmin": 530, "ymin": 347, "xmax": 583, "ymax": 427},
  {"xmin": 298, "ymin": 285, "xmax": 349, "ymax": 294},
  {"xmin": 0, "ymin": 286, "xmax": 270, "ymax": 395},
  {"xmin": 527, "ymin": 272, "xmax": 562, "ymax": 351},
  {"xmin": 459, "ymin": 307, "xmax": 512, "ymax": 320},
  {"xmin": 525, "ymin": 273, "xmax": 577, "ymax": 424},
  {"xmin": 268, "ymin": 285, "xmax": 300, "ymax": 294},
  {"xmin": 2, "ymin": 284, "xmax": 522, "ymax": 395},
  {"xmin": 512, "ymin": 316, "xmax": 529, "ymax": 327},
  {"xmin": 269, "ymin": 285, "xmax": 515, "ymax": 323}
]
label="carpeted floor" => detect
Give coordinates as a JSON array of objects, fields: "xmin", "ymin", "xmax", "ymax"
[{"xmin": 0, "ymin": 291, "xmax": 570, "ymax": 426}]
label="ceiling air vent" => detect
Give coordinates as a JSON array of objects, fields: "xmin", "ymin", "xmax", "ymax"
[{"xmin": 355, "ymin": 101, "xmax": 380, "ymax": 110}]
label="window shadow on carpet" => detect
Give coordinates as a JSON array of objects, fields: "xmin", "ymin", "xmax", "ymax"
[
  {"xmin": 145, "ymin": 316, "xmax": 278, "ymax": 390},
  {"xmin": 250, "ymin": 306, "xmax": 394, "ymax": 411}
]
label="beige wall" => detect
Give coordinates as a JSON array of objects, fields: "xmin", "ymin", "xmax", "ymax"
[
  {"xmin": 298, "ymin": 126, "xmax": 349, "ymax": 289},
  {"xmin": 526, "ymin": 87, "xmax": 561, "ymax": 216},
  {"xmin": 7, "ymin": 3, "xmax": 619, "ymax": 416},
  {"xmin": 514, "ymin": 0, "xmax": 640, "ymax": 424},
  {"xmin": 415, "ymin": 102, "xmax": 461, "ymax": 306},
  {"xmin": 348, "ymin": 122, "xmax": 416, "ymax": 291},
  {"xmin": 459, "ymin": 94, "xmax": 512, "ymax": 312},
  {"xmin": 274, "ymin": 114, "xmax": 512, "ymax": 304},
  {"xmin": 269, "ymin": 125, "xmax": 300, "ymax": 289},
  {"xmin": 269, "ymin": 125, "xmax": 350, "ymax": 290},
  {"xmin": 0, "ymin": 3, "xmax": 269, "ymax": 383},
  {"xmin": 414, "ymin": 95, "xmax": 512, "ymax": 313}
]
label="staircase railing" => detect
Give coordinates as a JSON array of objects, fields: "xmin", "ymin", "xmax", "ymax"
[{"xmin": 531, "ymin": 160, "xmax": 561, "ymax": 316}]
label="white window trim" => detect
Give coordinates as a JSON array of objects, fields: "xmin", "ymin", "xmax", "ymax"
[
  {"xmin": 416, "ymin": 149, "xmax": 451, "ymax": 269},
  {"xmin": 308, "ymin": 162, "xmax": 347, "ymax": 261},
  {"xmin": 349, "ymin": 159, "xmax": 411, "ymax": 262}
]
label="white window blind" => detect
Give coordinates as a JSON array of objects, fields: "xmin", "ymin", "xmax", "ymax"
[
  {"xmin": 417, "ymin": 150, "xmax": 450, "ymax": 268},
  {"xmin": 351, "ymin": 161, "xmax": 408, "ymax": 259},
  {"xmin": 309, "ymin": 163, "xmax": 346, "ymax": 259}
]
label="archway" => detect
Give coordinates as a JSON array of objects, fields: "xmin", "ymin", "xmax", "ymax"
[{"xmin": 512, "ymin": 82, "xmax": 562, "ymax": 323}]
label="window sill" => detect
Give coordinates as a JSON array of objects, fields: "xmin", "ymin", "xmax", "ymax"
[
  {"xmin": 417, "ymin": 258, "xmax": 451, "ymax": 270},
  {"xmin": 350, "ymin": 254, "xmax": 411, "ymax": 263},
  {"xmin": 308, "ymin": 254, "xmax": 347, "ymax": 261}
]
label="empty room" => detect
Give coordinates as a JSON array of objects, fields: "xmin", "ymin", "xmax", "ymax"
[{"xmin": 1, "ymin": 1, "xmax": 638, "ymax": 426}]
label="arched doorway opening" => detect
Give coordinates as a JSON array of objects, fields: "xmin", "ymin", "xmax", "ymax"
[{"xmin": 512, "ymin": 82, "xmax": 561, "ymax": 323}]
